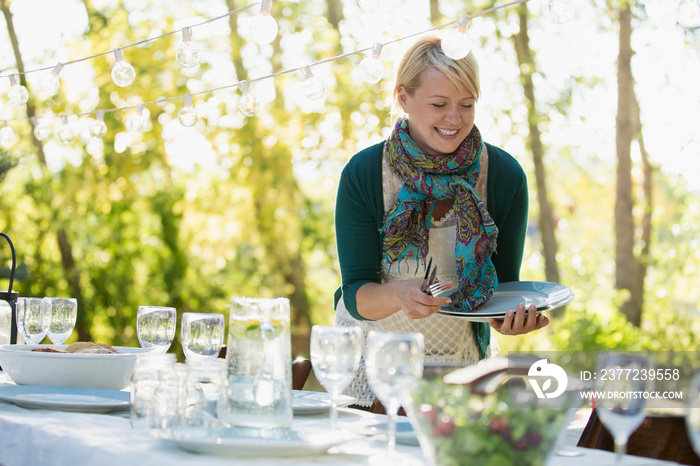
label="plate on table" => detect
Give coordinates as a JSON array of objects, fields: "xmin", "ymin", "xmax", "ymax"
[
  {"xmin": 292, "ymin": 390, "xmax": 357, "ymax": 414},
  {"xmin": 159, "ymin": 427, "xmax": 357, "ymax": 457},
  {"xmin": 0, "ymin": 385, "xmax": 130, "ymax": 413},
  {"xmin": 370, "ymin": 420, "xmax": 419, "ymax": 446},
  {"xmin": 436, "ymin": 281, "xmax": 574, "ymax": 322}
]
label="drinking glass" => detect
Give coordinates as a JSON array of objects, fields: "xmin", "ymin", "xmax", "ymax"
[
  {"xmin": 310, "ymin": 325, "xmax": 362, "ymax": 431},
  {"xmin": 16, "ymin": 297, "xmax": 50, "ymax": 345},
  {"xmin": 136, "ymin": 306, "xmax": 176, "ymax": 354},
  {"xmin": 365, "ymin": 331, "xmax": 425, "ymax": 458},
  {"xmin": 686, "ymin": 371, "xmax": 700, "ymax": 457},
  {"xmin": 593, "ymin": 353, "xmax": 653, "ymax": 465},
  {"xmin": 180, "ymin": 312, "xmax": 225, "ymax": 361},
  {"xmin": 43, "ymin": 297, "xmax": 77, "ymax": 345}
]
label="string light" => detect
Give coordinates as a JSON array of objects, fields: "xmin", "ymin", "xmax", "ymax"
[
  {"xmin": 58, "ymin": 114, "xmax": 76, "ymax": 143},
  {"xmin": 0, "ymin": 0, "xmax": 528, "ymax": 139},
  {"xmin": 8, "ymin": 75, "xmax": 29, "ymax": 107},
  {"xmin": 126, "ymin": 104, "xmax": 147, "ymax": 132},
  {"xmin": 358, "ymin": 43, "xmax": 385, "ymax": 84},
  {"xmin": 237, "ymin": 81, "xmax": 261, "ymax": 117},
  {"xmin": 301, "ymin": 66, "xmax": 326, "ymax": 101},
  {"xmin": 111, "ymin": 48, "xmax": 136, "ymax": 87},
  {"xmin": 89, "ymin": 110, "xmax": 108, "ymax": 138},
  {"xmin": 31, "ymin": 117, "xmax": 52, "ymax": 141},
  {"xmin": 441, "ymin": 15, "xmax": 472, "ymax": 60},
  {"xmin": 178, "ymin": 94, "xmax": 198, "ymax": 126},
  {"xmin": 37, "ymin": 63, "xmax": 63, "ymax": 98},
  {"xmin": 250, "ymin": 0, "xmax": 279, "ymax": 45},
  {"xmin": 0, "ymin": 122, "xmax": 18, "ymax": 149},
  {"xmin": 177, "ymin": 27, "xmax": 201, "ymax": 68}
]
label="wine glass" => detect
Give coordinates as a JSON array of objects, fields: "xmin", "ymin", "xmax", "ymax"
[
  {"xmin": 687, "ymin": 371, "xmax": 700, "ymax": 457},
  {"xmin": 593, "ymin": 353, "xmax": 653, "ymax": 465},
  {"xmin": 180, "ymin": 312, "xmax": 225, "ymax": 360},
  {"xmin": 43, "ymin": 297, "xmax": 77, "ymax": 345},
  {"xmin": 16, "ymin": 297, "xmax": 50, "ymax": 345},
  {"xmin": 365, "ymin": 331, "xmax": 425, "ymax": 459},
  {"xmin": 136, "ymin": 306, "xmax": 176, "ymax": 354},
  {"xmin": 310, "ymin": 325, "xmax": 362, "ymax": 431}
]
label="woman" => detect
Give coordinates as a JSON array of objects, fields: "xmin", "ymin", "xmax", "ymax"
[{"xmin": 333, "ymin": 36, "xmax": 549, "ymax": 407}]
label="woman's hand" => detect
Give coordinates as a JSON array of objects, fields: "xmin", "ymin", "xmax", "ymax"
[
  {"xmin": 488, "ymin": 303, "xmax": 549, "ymax": 336},
  {"xmin": 356, "ymin": 278, "xmax": 452, "ymax": 321},
  {"xmin": 400, "ymin": 278, "xmax": 453, "ymax": 320}
]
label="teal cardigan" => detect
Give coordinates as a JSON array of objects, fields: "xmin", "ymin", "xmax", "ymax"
[{"xmin": 334, "ymin": 141, "xmax": 529, "ymax": 358}]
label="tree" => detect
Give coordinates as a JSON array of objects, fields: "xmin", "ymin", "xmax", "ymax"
[
  {"xmin": 612, "ymin": 0, "xmax": 652, "ymax": 326},
  {"xmin": 512, "ymin": 2, "xmax": 560, "ymax": 285}
]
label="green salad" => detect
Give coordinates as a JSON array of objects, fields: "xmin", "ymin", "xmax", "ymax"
[{"xmin": 408, "ymin": 379, "xmax": 572, "ymax": 466}]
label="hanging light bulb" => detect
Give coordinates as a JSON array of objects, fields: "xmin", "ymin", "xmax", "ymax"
[
  {"xmin": 543, "ymin": 0, "xmax": 575, "ymax": 23},
  {"xmin": 37, "ymin": 63, "xmax": 63, "ymax": 98},
  {"xmin": 58, "ymin": 114, "xmax": 76, "ymax": 143},
  {"xmin": 441, "ymin": 15, "xmax": 473, "ymax": 60},
  {"xmin": 89, "ymin": 110, "xmax": 108, "ymax": 138},
  {"xmin": 301, "ymin": 66, "xmax": 326, "ymax": 101},
  {"xmin": 250, "ymin": 0, "xmax": 279, "ymax": 45},
  {"xmin": 31, "ymin": 116, "xmax": 52, "ymax": 141},
  {"xmin": 7, "ymin": 75, "xmax": 29, "ymax": 107},
  {"xmin": 676, "ymin": 0, "xmax": 700, "ymax": 28},
  {"xmin": 358, "ymin": 43, "xmax": 385, "ymax": 84},
  {"xmin": 177, "ymin": 27, "xmax": 201, "ymax": 68},
  {"xmin": 0, "ymin": 122, "xmax": 18, "ymax": 149},
  {"xmin": 237, "ymin": 81, "xmax": 261, "ymax": 117},
  {"xmin": 178, "ymin": 94, "xmax": 198, "ymax": 127},
  {"xmin": 126, "ymin": 104, "xmax": 147, "ymax": 132},
  {"xmin": 111, "ymin": 48, "xmax": 136, "ymax": 87}
]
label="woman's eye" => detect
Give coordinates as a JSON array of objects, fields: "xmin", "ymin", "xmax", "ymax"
[
  {"xmin": 462, "ymin": 104, "xmax": 473, "ymax": 109},
  {"xmin": 431, "ymin": 103, "xmax": 445, "ymax": 108}
]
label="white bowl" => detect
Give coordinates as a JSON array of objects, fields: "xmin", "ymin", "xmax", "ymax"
[{"xmin": 0, "ymin": 344, "xmax": 147, "ymax": 390}]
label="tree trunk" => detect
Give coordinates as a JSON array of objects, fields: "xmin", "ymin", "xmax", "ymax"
[
  {"xmin": 512, "ymin": 4, "xmax": 560, "ymax": 285},
  {"xmin": 614, "ymin": 6, "xmax": 642, "ymax": 326},
  {"xmin": 2, "ymin": 1, "xmax": 88, "ymax": 340},
  {"xmin": 633, "ymin": 93, "xmax": 652, "ymax": 322},
  {"xmin": 429, "ymin": 0, "xmax": 441, "ymax": 24}
]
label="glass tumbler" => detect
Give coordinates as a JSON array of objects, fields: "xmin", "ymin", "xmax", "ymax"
[{"xmin": 130, "ymin": 353, "xmax": 179, "ymax": 432}]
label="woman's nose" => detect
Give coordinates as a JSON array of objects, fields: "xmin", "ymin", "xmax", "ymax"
[{"xmin": 445, "ymin": 106, "xmax": 461, "ymax": 124}]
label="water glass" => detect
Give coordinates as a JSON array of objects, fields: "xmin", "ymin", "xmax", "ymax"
[
  {"xmin": 130, "ymin": 353, "xmax": 179, "ymax": 432},
  {"xmin": 43, "ymin": 297, "xmax": 77, "ymax": 345},
  {"xmin": 16, "ymin": 297, "xmax": 50, "ymax": 345},
  {"xmin": 180, "ymin": 312, "xmax": 225, "ymax": 361},
  {"xmin": 310, "ymin": 325, "xmax": 362, "ymax": 431},
  {"xmin": 365, "ymin": 331, "xmax": 425, "ymax": 456},
  {"xmin": 177, "ymin": 358, "xmax": 227, "ymax": 437},
  {"xmin": 593, "ymin": 353, "xmax": 653, "ymax": 465},
  {"xmin": 686, "ymin": 371, "xmax": 700, "ymax": 457},
  {"xmin": 136, "ymin": 306, "xmax": 176, "ymax": 353}
]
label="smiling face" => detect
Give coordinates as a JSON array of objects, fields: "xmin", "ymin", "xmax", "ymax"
[{"xmin": 397, "ymin": 68, "xmax": 476, "ymax": 157}]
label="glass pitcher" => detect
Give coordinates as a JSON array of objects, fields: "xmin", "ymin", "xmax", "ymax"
[{"xmin": 223, "ymin": 297, "xmax": 292, "ymax": 430}]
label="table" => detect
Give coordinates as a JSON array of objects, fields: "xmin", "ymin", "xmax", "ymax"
[{"xmin": 0, "ymin": 372, "xmax": 683, "ymax": 466}]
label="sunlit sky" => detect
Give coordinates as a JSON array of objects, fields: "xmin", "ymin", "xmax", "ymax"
[{"xmin": 1, "ymin": 0, "xmax": 699, "ymax": 191}]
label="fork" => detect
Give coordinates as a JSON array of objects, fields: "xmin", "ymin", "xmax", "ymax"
[
  {"xmin": 420, "ymin": 257, "xmax": 434, "ymax": 293},
  {"xmin": 427, "ymin": 280, "xmax": 452, "ymax": 297}
]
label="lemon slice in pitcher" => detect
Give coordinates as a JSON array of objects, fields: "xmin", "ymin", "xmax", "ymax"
[{"xmin": 229, "ymin": 319, "xmax": 286, "ymax": 341}]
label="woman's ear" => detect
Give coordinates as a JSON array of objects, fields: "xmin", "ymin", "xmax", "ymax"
[{"xmin": 397, "ymin": 85, "xmax": 409, "ymax": 113}]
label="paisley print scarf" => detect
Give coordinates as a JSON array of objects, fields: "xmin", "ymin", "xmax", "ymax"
[{"xmin": 381, "ymin": 117, "xmax": 499, "ymax": 311}]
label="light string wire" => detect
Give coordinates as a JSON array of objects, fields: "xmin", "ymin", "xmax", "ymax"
[{"xmin": 1, "ymin": 0, "xmax": 527, "ymax": 125}]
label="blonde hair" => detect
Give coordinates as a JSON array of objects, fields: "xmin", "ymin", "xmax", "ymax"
[{"xmin": 390, "ymin": 36, "xmax": 480, "ymax": 118}]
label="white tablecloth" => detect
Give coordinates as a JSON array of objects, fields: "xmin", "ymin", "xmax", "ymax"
[{"xmin": 0, "ymin": 372, "xmax": 682, "ymax": 466}]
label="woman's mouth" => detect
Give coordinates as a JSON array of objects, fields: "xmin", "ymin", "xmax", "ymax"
[{"xmin": 436, "ymin": 127, "xmax": 459, "ymax": 136}]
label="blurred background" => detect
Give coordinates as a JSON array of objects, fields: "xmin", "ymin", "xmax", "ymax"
[{"xmin": 0, "ymin": 0, "xmax": 698, "ymax": 360}]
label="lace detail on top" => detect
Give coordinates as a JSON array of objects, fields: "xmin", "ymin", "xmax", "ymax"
[{"xmin": 334, "ymin": 143, "xmax": 494, "ymax": 406}]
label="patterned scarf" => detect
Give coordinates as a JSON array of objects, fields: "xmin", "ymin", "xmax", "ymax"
[{"xmin": 381, "ymin": 117, "xmax": 499, "ymax": 311}]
